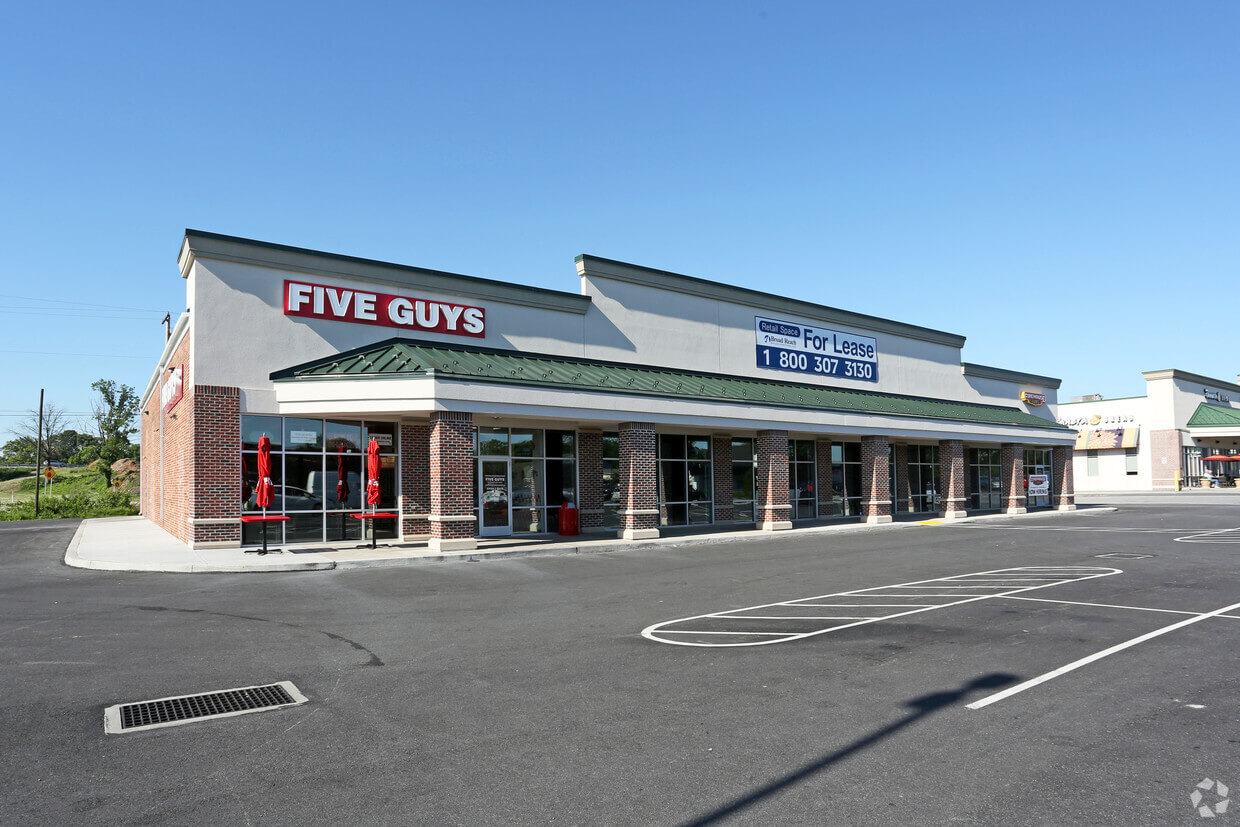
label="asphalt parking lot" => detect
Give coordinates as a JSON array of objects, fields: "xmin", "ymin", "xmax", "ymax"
[{"xmin": 3, "ymin": 505, "xmax": 1238, "ymax": 825}]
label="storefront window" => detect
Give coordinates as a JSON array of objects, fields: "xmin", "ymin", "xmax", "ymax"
[
  {"xmin": 908, "ymin": 445, "xmax": 940, "ymax": 512},
  {"xmin": 601, "ymin": 433, "xmax": 620, "ymax": 529},
  {"xmin": 474, "ymin": 427, "xmax": 577, "ymax": 534},
  {"xmin": 732, "ymin": 438, "xmax": 756, "ymax": 523},
  {"xmin": 788, "ymin": 440, "xmax": 817, "ymax": 519},
  {"xmin": 658, "ymin": 435, "xmax": 713, "ymax": 526},
  {"xmin": 240, "ymin": 415, "xmax": 397, "ymax": 546},
  {"xmin": 832, "ymin": 442, "xmax": 862, "ymax": 516},
  {"xmin": 969, "ymin": 448, "xmax": 1003, "ymax": 510}
]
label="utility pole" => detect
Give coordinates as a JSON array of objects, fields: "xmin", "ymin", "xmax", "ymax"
[
  {"xmin": 162, "ymin": 312, "xmax": 171, "ymax": 341},
  {"xmin": 34, "ymin": 389, "xmax": 44, "ymax": 518}
]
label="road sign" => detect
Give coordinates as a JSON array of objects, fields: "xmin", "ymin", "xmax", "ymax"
[{"xmin": 44, "ymin": 467, "xmax": 55, "ymax": 480}]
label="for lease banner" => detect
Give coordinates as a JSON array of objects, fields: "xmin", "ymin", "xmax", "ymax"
[
  {"xmin": 754, "ymin": 315, "xmax": 879, "ymax": 383},
  {"xmin": 284, "ymin": 280, "xmax": 485, "ymax": 337}
]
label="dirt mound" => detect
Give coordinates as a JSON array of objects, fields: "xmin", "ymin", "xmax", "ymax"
[{"xmin": 110, "ymin": 458, "xmax": 140, "ymax": 490}]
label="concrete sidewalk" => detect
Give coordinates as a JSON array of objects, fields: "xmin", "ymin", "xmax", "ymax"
[{"xmin": 64, "ymin": 506, "xmax": 1117, "ymax": 574}]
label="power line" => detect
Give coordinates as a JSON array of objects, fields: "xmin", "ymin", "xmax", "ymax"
[
  {"xmin": 0, "ymin": 308, "xmax": 160, "ymax": 320},
  {"xmin": 0, "ymin": 349, "xmax": 147, "ymax": 359},
  {"xmin": 0, "ymin": 293, "xmax": 167, "ymax": 313}
]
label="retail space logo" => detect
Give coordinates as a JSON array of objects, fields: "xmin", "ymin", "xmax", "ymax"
[
  {"xmin": 1191, "ymin": 778, "xmax": 1230, "ymax": 818},
  {"xmin": 284, "ymin": 280, "xmax": 485, "ymax": 338}
]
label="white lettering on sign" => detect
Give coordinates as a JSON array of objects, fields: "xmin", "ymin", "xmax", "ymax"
[
  {"xmin": 1027, "ymin": 474, "xmax": 1050, "ymax": 496},
  {"xmin": 368, "ymin": 433, "xmax": 393, "ymax": 448},
  {"xmin": 754, "ymin": 316, "xmax": 879, "ymax": 383},
  {"xmin": 284, "ymin": 280, "xmax": 485, "ymax": 337},
  {"xmin": 161, "ymin": 365, "xmax": 184, "ymax": 413},
  {"xmin": 289, "ymin": 430, "xmax": 318, "ymax": 445},
  {"xmin": 1204, "ymin": 388, "xmax": 1232, "ymax": 403}
]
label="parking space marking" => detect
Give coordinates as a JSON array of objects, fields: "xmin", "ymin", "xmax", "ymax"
[
  {"xmin": 642, "ymin": 566, "xmax": 1121, "ymax": 647},
  {"xmin": 1174, "ymin": 527, "xmax": 1240, "ymax": 544},
  {"xmin": 967, "ymin": 597, "xmax": 1240, "ymax": 710},
  {"xmin": 999, "ymin": 595, "xmax": 1240, "ymax": 620}
]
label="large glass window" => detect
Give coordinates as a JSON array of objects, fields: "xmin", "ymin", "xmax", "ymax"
[
  {"xmin": 1023, "ymin": 448, "xmax": 1053, "ymax": 508},
  {"xmin": 788, "ymin": 440, "xmax": 817, "ymax": 520},
  {"xmin": 658, "ymin": 435, "xmax": 713, "ymax": 526},
  {"xmin": 475, "ymin": 427, "xmax": 577, "ymax": 534},
  {"xmin": 732, "ymin": 438, "xmax": 756, "ymax": 523},
  {"xmin": 831, "ymin": 442, "xmax": 862, "ymax": 516},
  {"xmin": 241, "ymin": 415, "xmax": 397, "ymax": 546},
  {"xmin": 908, "ymin": 445, "xmax": 940, "ymax": 513},
  {"xmin": 969, "ymin": 448, "xmax": 1003, "ymax": 510},
  {"xmin": 601, "ymin": 433, "xmax": 620, "ymax": 529}
]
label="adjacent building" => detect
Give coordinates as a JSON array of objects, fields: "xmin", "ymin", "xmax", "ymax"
[
  {"xmin": 140, "ymin": 231, "xmax": 1077, "ymax": 551},
  {"xmin": 1056, "ymin": 371, "xmax": 1240, "ymax": 491}
]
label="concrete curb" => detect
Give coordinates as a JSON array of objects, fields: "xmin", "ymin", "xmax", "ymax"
[{"xmin": 62, "ymin": 505, "xmax": 1119, "ymax": 574}]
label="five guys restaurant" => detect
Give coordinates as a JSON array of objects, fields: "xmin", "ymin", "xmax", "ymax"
[{"xmin": 140, "ymin": 230, "xmax": 1077, "ymax": 553}]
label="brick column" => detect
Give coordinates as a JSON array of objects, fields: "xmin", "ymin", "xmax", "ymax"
[
  {"xmin": 1001, "ymin": 443, "xmax": 1027, "ymax": 514},
  {"xmin": 429, "ymin": 411, "xmax": 476, "ymax": 551},
  {"xmin": 1150, "ymin": 429, "xmax": 1184, "ymax": 491},
  {"xmin": 756, "ymin": 430, "xmax": 791, "ymax": 531},
  {"xmin": 618, "ymin": 422, "xmax": 659, "ymax": 540},
  {"xmin": 711, "ymin": 435, "xmax": 735, "ymax": 523},
  {"xmin": 1053, "ymin": 445, "xmax": 1076, "ymax": 511},
  {"xmin": 577, "ymin": 430, "xmax": 605, "ymax": 531},
  {"xmin": 938, "ymin": 439, "xmax": 968, "ymax": 519},
  {"xmin": 860, "ymin": 435, "xmax": 892, "ymax": 524},
  {"xmin": 399, "ymin": 422, "xmax": 431, "ymax": 539},
  {"xmin": 815, "ymin": 438, "xmax": 835, "ymax": 517},
  {"xmin": 893, "ymin": 444, "xmax": 911, "ymax": 514},
  {"xmin": 188, "ymin": 385, "xmax": 241, "ymax": 548}
]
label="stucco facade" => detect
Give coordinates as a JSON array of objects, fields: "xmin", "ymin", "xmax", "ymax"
[{"xmin": 140, "ymin": 231, "xmax": 1076, "ymax": 551}]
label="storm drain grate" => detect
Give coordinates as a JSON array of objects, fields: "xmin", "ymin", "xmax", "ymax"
[
  {"xmin": 1095, "ymin": 552, "xmax": 1155, "ymax": 559},
  {"xmin": 104, "ymin": 681, "xmax": 307, "ymax": 734}
]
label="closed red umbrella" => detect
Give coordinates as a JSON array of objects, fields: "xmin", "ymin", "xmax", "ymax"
[
  {"xmin": 366, "ymin": 438, "xmax": 381, "ymax": 507},
  {"xmin": 255, "ymin": 436, "xmax": 274, "ymax": 509},
  {"xmin": 336, "ymin": 445, "xmax": 349, "ymax": 505}
]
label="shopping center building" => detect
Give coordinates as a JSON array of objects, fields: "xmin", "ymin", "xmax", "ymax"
[
  {"xmin": 1056, "ymin": 370, "xmax": 1240, "ymax": 491},
  {"xmin": 139, "ymin": 230, "xmax": 1077, "ymax": 551}
]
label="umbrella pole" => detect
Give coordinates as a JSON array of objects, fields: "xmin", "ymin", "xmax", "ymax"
[
  {"xmin": 261, "ymin": 507, "xmax": 269, "ymax": 555},
  {"xmin": 370, "ymin": 503, "xmax": 377, "ymax": 550}
]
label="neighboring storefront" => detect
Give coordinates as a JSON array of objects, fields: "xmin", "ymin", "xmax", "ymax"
[
  {"xmin": 1055, "ymin": 370, "xmax": 1240, "ymax": 492},
  {"xmin": 140, "ymin": 231, "xmax": 1077, "ymax": 551}
]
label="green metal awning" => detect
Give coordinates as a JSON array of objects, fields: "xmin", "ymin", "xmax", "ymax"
[
  {"xmin": 1186, "ymin": 402, "xmax": 1240, "ymax": 428},
  {"xmin": 271, "ymin": 338, "xmax": 1070, "ymax": 431}
]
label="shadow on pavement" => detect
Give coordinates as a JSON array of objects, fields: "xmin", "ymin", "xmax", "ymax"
[{"xmin": 680, "ymin": 672, "xmax": 1020, "ymax": 826}]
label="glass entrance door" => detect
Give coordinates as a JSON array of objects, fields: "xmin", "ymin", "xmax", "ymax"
[{"xmin": 479, "ymin": 459, "xmax": 511, "ymax": 535}]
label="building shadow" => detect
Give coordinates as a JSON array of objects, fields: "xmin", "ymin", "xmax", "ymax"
[{"xmin": 680, "ymin": 672, "xmax": 1019, "ymax": 826}]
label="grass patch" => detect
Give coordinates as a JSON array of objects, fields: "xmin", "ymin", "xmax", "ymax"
[{"xmin": 0, "ymin": 488, "xmax": 138, "ymax": 520}]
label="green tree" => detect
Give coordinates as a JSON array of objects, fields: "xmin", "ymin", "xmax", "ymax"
[
  {"xmin": 1, "ymin": 437, "xmax": 37, "ymax": 465},
  {"xmin": 90, "ymin": 379, "xmax": 139, "ymax": 486}
]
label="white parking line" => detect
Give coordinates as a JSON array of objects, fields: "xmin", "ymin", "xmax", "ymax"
[
  {"xmin": 999, "ymin": 595, "xmax": 1240, "ymax": 620},
  {"xmin": 967, "ymin": 598, "xmax": 1240, "ymax": 709},
  {"xmin": 642, "ymin": 566, "xmax": 1121, "ymax": 647},
  {"xmin": 1173, "ymin": 527, "xmax": 1240, "ymax": 544}
]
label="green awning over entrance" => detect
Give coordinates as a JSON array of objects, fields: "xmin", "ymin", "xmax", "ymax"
[
  {"xmin": 272, "ymin": 338, "xmax": 1069, "ymax": 431},
  {"xmin": 1186, "ymin": 403, "xmax": 1240, "ymax": 428}
]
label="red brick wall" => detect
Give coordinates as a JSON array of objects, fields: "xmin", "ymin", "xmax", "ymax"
[
  {"xmin": 578, "ymin": 430, "xmax": 604, "ymax": 530},
  {"xmin": 1001, "ymin": 443, "xmax": 1027, "ymax": 512},
  {"xmin": 189, "ymin": 385, "xmax": 241, "ymax": 545},
  {"xmin": 1053, "ymin": 445, "xmax": 1075, "ymax": 507},
  {"xmin": 1149, "ymin": 429, "xmax": 1183, "ymax": 490},
  {"xmin": 429, "ymin": 411, "xmax": 475, "ymax": 540},
  {"xmin": 938, "ymin": 439, "xmax": 967, "ymax": 517},
  {"xmin": 756, "ymin": 429, "xmax": 790, "ymax": 527},
  {"xmin": 712, "ymin": 435, "xmax": 734, "ymax": 522},
  {"xmin": 400, "ymin": 422, "xmax": 431, "ymax": 537},
  {"xmin": 815, "ymin": 438, "xmax": 835, "ymax": 516},
  {"xmin": 893, "ymin": 443, "xmax": 911, "ymax": 513},
  {"xmin": 861, "ymin": 435, "xmax": 891, "ymax": 520},
  {"xmin": 140, "ymin": 332, "xmax": 194, "ymax": 543},
  {"xmin": 618, "ymin": 422, "xmax": 658, "ymax": 534}
]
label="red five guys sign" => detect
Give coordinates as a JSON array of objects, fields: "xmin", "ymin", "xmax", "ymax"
[{"xmin": 284, "ymin": 280, "xmax": 485, "ymax": 337}]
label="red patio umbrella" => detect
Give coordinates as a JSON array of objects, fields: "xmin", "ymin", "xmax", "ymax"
[
  {"xmin": 252, "ymin": 435, "xmax": 278, "ymax": 554},
  {"xmin": 336, "ymin": 445, "xmax": 349, "ymax": 505},
  {"xmin": 256, "ymin": 436, "xmax": 274, "ymax": 509},
  {"xmin": 366, "ymin": 438, "xmax": 381, "ymax": 508},
  {"xmin": 1202, "ymin": 454, "xmax": 1239, "ymax": 461}
]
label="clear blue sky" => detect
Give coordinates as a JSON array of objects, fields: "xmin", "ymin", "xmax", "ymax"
[{"xmin": 2, "ymin": 2, "xmax": 1237, "ymax": 436}]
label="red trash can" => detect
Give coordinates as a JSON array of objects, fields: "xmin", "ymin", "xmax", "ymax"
[{"xmin": 558, "ymin": 502, "xmax": 579, "ymax": 536}]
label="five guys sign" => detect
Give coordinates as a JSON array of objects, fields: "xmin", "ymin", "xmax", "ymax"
[{"xmin": 284, "ymin": 280, "xmax": 485, "ymax": 337}]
